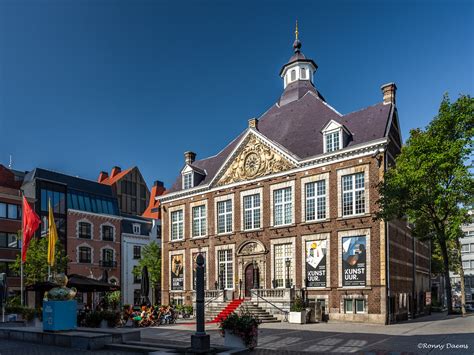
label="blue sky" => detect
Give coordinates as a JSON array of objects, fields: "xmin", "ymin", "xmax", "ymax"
[{"xmin": 0, "ymin": 0, "xmax": 472, "ymax": 189}]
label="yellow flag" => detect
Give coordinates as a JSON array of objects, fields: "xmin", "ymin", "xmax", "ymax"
[{"xmin": 47, "ymin": 199, "xmax": 58, "ymax": 267}]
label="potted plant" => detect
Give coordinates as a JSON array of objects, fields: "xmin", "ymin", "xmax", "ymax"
[
  {"xmin": 183, "ymin": 304, "xmax": 193, "ymax": 318},
  {"xmin": 219, "ymin": 311, "xmax": 260, "ymax": 350},
  {"xmin": 289, "ymin": 297, "xmax": 306, "ymax": 324}
]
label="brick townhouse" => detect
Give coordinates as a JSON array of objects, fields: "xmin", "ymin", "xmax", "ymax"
[{"xmin": 158, "ymin": 34, "xmax": 431, "ymax": 324}]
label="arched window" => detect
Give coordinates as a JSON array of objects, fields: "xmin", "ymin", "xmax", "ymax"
[
  {"xmin": 101, "ymin": 248, "xmax": 115, "ymax": 267},
  {"xmin": 290, "ymin": 70, "xmax": 296, "ymax": 81},
  {"xmin": 78, "ymin": 246, "xmax": 92, "ymax": 263},
  {"xmin": 78, "ymin": 221, "xmax": 92, "ymax": 239},
  {"xmin": 300, "ymin": 68, "xmax": 306, "ymax": 79}
]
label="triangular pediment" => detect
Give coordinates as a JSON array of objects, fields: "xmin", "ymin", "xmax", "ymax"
[
  {"xmin": 215, "ymin": 133, "xmax": 296, "ymax": 187},
  {"xmin": 321, "ymin": 119, "xmax": 343, "ymax": 132}
]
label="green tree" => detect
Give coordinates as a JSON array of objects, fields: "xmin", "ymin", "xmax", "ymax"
[
  {"xmin": 11, "ymin": 236, "xmax": 69, "ymax": 286},
  {"xmin": 377, "ymin": 94, "xmax": 473, "ymax": 315},
  {"xmin": 132, "ymin": 241, "xmax": 161, "ymax": 304}
]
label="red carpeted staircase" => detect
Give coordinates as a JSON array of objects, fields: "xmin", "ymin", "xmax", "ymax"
[{"xmin": 209, "ymin": 298, "xmax": 244, "ymax": 323}]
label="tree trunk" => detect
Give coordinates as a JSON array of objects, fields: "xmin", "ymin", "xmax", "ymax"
[{"xmin": 438, "ymin": 237, "xmax": 454, "ymax": 314}]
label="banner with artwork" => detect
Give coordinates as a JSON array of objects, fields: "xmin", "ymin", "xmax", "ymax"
[
  {"xmin": 342, "ymin": 236, "xmax": 366, "ymax": 287},
  {"xmin": 305, "ymin": 239, "xmax": 327, "ymax": 287},
  {"xmin": 171, "ymin": 254, "xmax": 184, "ymax": 290},
  {"xmin": 192, "ymin": 251, "xmax": 207, "ymax": 290}
]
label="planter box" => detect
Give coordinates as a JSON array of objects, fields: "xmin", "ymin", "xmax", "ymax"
[
  {"xmin": 289, "ymin": 310, "xmax": 307, "ymax": 324},
  {"xmin": 43, "ymin": 300, "xmax": 77, "ymax": 331},
  {"xmin": 224, "ymin": 329, "xmax": 258, "ymax": 349}
]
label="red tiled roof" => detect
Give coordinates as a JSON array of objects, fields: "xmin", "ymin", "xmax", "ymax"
[
  {"xmin": 142, "ymin": 184, "xmax": 166, "ymax": 219},
  {"xmin": 99, "ymin": 168, "xmax": 132, "ymax": 186}
]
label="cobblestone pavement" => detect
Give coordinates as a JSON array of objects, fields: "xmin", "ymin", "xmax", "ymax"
[{"xmin": 140, "ymin": 312, "xmax": 474, "ymax": 354}]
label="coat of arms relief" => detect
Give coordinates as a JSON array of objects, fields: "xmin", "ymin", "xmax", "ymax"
[{"xmin": 216, "ymin": 134, "xmax": 294, "ymax": 186}]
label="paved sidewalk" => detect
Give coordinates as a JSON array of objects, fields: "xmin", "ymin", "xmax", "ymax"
[{"xmin": 140, "ymin": 312, "xmax": 474, "ymax": 354}]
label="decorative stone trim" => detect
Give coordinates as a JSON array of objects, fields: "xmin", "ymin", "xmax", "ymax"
[
  {"xmin": 189, "ymin": 199, "xmax": 208, "ymax": 239},
  {"xmin": 214, "ymin": 243, "xmax": 236, "ymax": 290},
  {"xmin": 214, "ymin": 193, "xmax": 234, "ymax": 235},
  {"xmin": 270, "ymin": 237, "xmax": 296, "ymax": 288},
  {"xmin": 76, "ymin": 218, "xmax": 94, "ymax": 240},
  {"xmin": 301, "ymin": 233, "xmax": 331, "ymax": 289},
  {"xmin": 337, "ymin": 228, "xmax": 371, "ymax": 288},
  {"xmin": 168, "ymin": 204, "xmax": 185, "ymax": 242},
  {"xmin": 300, "ymin": 173, "xmax": 330, "ymax": 223},
  {"xmin": 269, "ymin": 180, "xmax": 295, "ymax": 227},
  {"xmin": 99, "ymin": 222, "xmax": 116, "ymax": 242},
  {"xmin": 240, "ymin": 188, "xmax": 263, "ymax": 232},
  {"xmin": 336, "ymin": 164, "xmax": 370, "ymax": 218},
  {"xmin": 76, "ymin": 242, "xmax": 93, "ymax": 264}
]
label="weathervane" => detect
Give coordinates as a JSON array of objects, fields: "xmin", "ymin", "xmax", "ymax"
[{"xmin": 295, "ymin": 20, "xmax": 299, "ymax": 40}]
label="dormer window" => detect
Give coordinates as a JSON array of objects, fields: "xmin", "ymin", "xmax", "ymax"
[
  {"xmin": 133, "ymin": 223, "xmax": 141, "ymax": 235},
  {"xmin": 183, "ymin": 172, "xmax": 193, "ymax": 189},
  {"xmin": 325, "ymin": 130, "xmax": 341, "ymax": 153}
]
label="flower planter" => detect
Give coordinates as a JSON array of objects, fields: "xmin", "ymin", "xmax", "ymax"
[
  {"xmin": 224, "ymin": 329, "xmax": 258, "ymax": 349},
  {"xmin": 289, "ymin": 310, "xmax": 307, "ymax": 324}
]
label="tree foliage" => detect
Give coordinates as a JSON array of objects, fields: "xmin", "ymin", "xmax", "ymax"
[
  {"xmin": 11, "ymin": 236, "xmax": 69, "ymax": 286},
  {"xmin": 377, "ymin": 94, "xmax": 473, "ymax": 314},
  {"xmin": 132, "ymin": 241, "xmax": 161, "ymax": 302}
]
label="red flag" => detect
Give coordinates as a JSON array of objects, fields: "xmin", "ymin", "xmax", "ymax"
[{"xmin": 22, "ymin": 196, "xmax": 41, "ymax": 262}]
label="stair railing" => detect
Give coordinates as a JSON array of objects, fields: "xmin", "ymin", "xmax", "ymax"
[
  {"xmin": 205, "ymin": 290, "xmax": 224, "ymax": 307},
  {"xmin": 250, "ymin": 290, "xmax": 289, "ymax": 322}
]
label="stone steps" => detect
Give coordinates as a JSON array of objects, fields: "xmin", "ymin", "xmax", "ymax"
[{"xmin": 204, "ymin": 300, "xmax": 280, "ymax": 323}]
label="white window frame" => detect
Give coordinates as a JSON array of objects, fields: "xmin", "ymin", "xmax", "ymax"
[
  {"xmin": 324, "ymin": 130, "xmax": 341, "ymax": 153},
  {"xmin": 273, "ymin": 243, "xmax": 294, "ymax": 288},
  {"xmin": 270, "ymin": 181, "xmax": 295, "ymax": 227},
  {"xmin": 270, "ymin": 237, "xmax": 295, "ymax": 289},
  {"xmin": 461, "ymin": 244, "xmax": 470, "ymax": 253},
  {"xmin": 216, "ymin": 197, "xmax": 233, "ymax": 235},
  {"xmin": 337, "ymin": 165, "xmax": 369, "ymax": 218},
  {"xmin": 301, "ymin": 173, "xmax": 329, "ymax": 222},
  {"xmin": 191, "ymin": 204, "xmax": 207, "ymax": 238},
  {"xmin": 215, "ymin": 244, "xmax": 235, "ymax": 290},
  {"xmin": 182, "ymin": 172, "xmax": 193, "ymax": 189},
  {"xmin": 169, "ymin": 206, "xmax": 184, "ymax": 241},
  {"xmin": 132, "ymin": 223, "xmax": 141, "ymax": 235},
  {"xmin": 240, "ymin": 188, "xmax": 262, "ymax": 231},
  {"xmin": 342, "ymin": 172, "xmax": 365, "ymax": 217}
]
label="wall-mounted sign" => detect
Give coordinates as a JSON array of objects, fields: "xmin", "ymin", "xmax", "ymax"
[
  {"xmin": 171, "ymin": 254, "xmax": 184, "ymax": 290},
  {"xmin": 342, "ymin": 236, "xmax": 366, "ymax": 287},
  {"xmin": 305, "ymin": 239, "xmax": 327, "ymax": 287}
]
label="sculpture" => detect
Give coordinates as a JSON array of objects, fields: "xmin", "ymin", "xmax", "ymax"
[{"xmin": 44, "ymin": 274, "xmax": 77, "ymax": 301}]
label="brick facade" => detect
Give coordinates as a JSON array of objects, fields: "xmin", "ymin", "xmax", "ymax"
[{"xmin": 67, "ymin": 210, "xmax": 121, "ymax": 283}]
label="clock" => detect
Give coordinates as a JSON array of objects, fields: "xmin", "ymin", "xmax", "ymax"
[{"xmin": 244, "ymin": 153, "xmax": 261, "ymax": 177}]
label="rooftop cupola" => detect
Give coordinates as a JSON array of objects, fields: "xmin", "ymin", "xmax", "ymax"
[{"xmin": 279, "ymin": 21, "xmax": 318, "ymax": 89}]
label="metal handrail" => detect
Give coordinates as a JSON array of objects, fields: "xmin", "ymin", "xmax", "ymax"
[
  {"xmin": 250, "ymin": 290, "xmax": 289, "ymax": 322},
  {"xmin": 205, "ymin": 290, "xmax": 224, "ymax": 307}
]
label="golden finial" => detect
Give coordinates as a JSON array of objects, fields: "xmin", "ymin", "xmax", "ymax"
[{"xmin": 295, "ymin": 20, "xmax": 299, "ymax": 40}]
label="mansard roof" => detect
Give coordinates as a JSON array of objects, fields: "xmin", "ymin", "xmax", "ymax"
[{"xmin": 166, "ymin": 87, "xmax": 393, "ymax": 194}]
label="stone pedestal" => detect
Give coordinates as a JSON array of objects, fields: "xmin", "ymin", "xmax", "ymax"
[
  {"xmin": 43, "ymin": 300, "xmax": 77, "ymax": 331},
  {"xmin": 190, "ymin": 334, "xmax": 211, "ymax": 353}
]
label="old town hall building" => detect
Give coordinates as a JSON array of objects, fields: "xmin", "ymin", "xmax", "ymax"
[{"xmin": 159, "ymin": 33, "xmax": 430, "ymax": 324}]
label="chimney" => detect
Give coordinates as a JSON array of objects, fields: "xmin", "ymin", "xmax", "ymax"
[
  {"xmin": 381, "ymin": 82, "xmax": 397, "ymax": 105},
  {"xmin": 152, "ymin": 180, "xmax": 166, "ymax": 197},
  {"xmin": 184, "ymin": 151, "xmax": 196, "ymax": 165},
  {"xmin": 111, "ymin": 166, "xmax": 121, "ymax": 178},
  {"xmin": 248, "ymin": 118, "xmax": 259, "ymax": 130},
  {"xmin": 98, "ymin": 171, "xmax": 109, "ymax": 182}
]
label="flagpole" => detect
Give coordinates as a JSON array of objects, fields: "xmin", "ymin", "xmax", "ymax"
[{"xmin": 20, "ymin": 192, "xmax": 24, "ymax": 306}]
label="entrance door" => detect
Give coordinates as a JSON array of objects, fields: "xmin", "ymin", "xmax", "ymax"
[{"xmin": 245, "ymin": 264, "xmax": 254, "ymax": 298}]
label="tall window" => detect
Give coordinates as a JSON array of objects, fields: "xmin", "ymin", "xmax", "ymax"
[
  {"xmin": 274, "ymin": 187, "xmax": 292, "ymax": 226},
  {"xmin": 183, "ymin": 173, "xmax": 193, "ymax": 189},
  {"xmin": 0, "ymin": 203, "xmax": 21, "ymax": 220},
  {"xmin": 192, "ymin": 205, "xmax": 207, "ymax": 237},
  {"xmin": 0, "ymin": 232, "xmax": 20, "ymax": 249},
  {"xmin": 101, "ymin": 248, "xmax": 114, "ymax": 267},
  {"xmin": 305, "ymin": 180, "xmax": 326, "ymax": 221},
  {"xmin": 78, "ymin": 222, "xmax": 92, "ymax": 239},
  {"xmin": 171, "ymin": 210, "xmax": 184, "ymax": 241},
  {"xmin": 133, "ymin": 245, "xmax": 141, "ymax": 259},
  {"xmin": 274, "ymin": 243, "xmax": 293, "ymax": 288},
  {"xmin": 102, "ymin": 225, "xmax": 114, "ymax": 241},
  {"xmin": 218, "ymin": 249, "xmax": 233, "ymax": 289},
  {"xmin": 325, "ymin": 131, "xmax": 340, "ymax": 153},
  {"xmin": 300, "ymin": 67, "xmax": 306, "ymax": 79},
  {"xmin": 217, "ymin": 200, "xmax": 233, "ymax": 234},
  {"xmin": 243, "ymin": 194, "xmax": 261, "ymax": 230},
  {"xmin": 290, "ymin": 69, "xmax": 296, "ymax": 81},
  {"xmin": 78, "ymin": 246, "xmax": 91, "ymax": 263},
  {"xmin": 461, "ymin": 244, "xmax": 470, "ymax": 253},
  {"xmin": 342, "ymin": 173, "xmax": 365, "ymax": 216}
]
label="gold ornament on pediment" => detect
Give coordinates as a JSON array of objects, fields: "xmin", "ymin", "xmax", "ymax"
[{"xmin": 217, "ymin": 135, "xmax": 294, "ymax": 186}]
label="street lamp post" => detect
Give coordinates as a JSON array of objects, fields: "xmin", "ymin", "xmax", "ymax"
[{"xmin": 285, "ymin": 258, "xmax": 291, "ymax": 289}]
